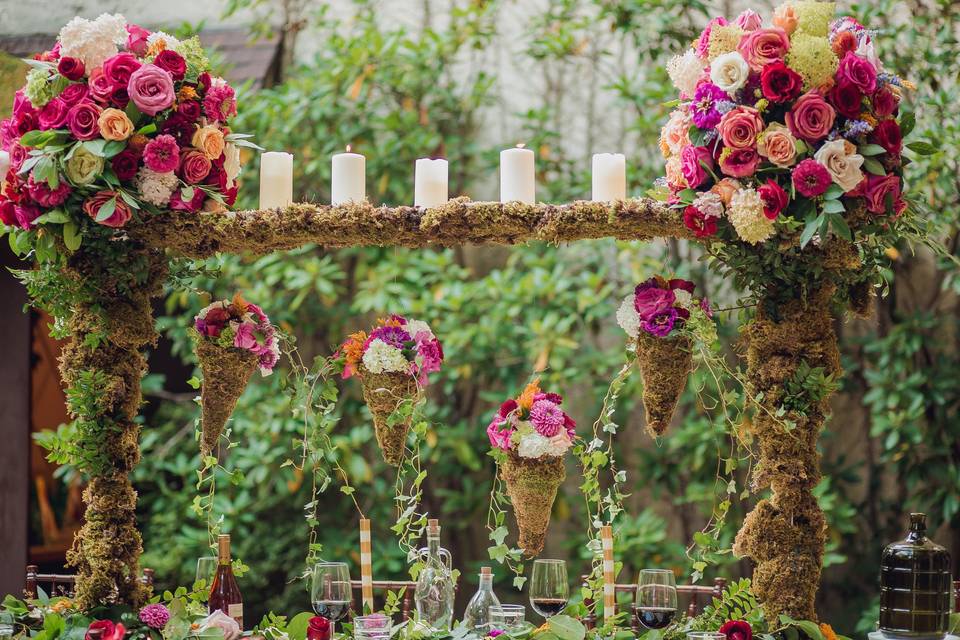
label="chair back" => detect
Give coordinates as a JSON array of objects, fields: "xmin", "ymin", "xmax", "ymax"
[
  {"xmin": 580, "ymin": 576, "xmax": 726, "ymax": 630},
  {"xmin": 25, "ymin": 565, "xmax": 155, "ymax": 600},
  {"xmin": 349, "ymin": 580, "xmax": 417, "ymax": 622}
]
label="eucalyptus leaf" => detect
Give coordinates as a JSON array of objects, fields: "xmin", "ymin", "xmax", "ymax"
[{"xmin": 95, "ymin": 197, "xmax": 117, "ymax": 222}]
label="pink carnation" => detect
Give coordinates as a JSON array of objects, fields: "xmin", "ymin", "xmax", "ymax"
[
  {"xmin": 143, "ymin": 134, "xmax": 181, "ymax": 173},
  {"xmin": 204, "ymin": 83, "xmax": 237, "ymax": 123},
  {"xmin": 487, "ymin": 416, "xmax": 514, "ymax": 451}
]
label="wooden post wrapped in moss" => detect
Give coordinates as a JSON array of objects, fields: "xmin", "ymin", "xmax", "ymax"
[
  {"xmin": 358, "ymin": 364, "xmax": 420, "ymax": 466},
  {"xmin": 635, "ymin": 333, "xmax": 693, "ymax": 437},
  {"xmin": 733, "ymin": 285, "xmax": 840, "ymax": 621},
  {"xmin": 195, "ymin": 340, "xmax": 258, "ymax": 456},
  {"xmin": 501, "ymin": 451, "xmax": 566, "ymax": 558}
]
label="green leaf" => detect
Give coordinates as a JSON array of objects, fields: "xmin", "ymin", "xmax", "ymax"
[
  {"xmin": 857, "ymin": 143, "xmax": 886, "ymax": 156},
  {"xmin": 906, "ymin": 141, "xmax": 937, "ymax": 156},
  {"xmin": 136, "ymin": 123, "xmax": 157, "ymax": 136},
  {"xmin": 19, "ymin": 129, "xmax": 58, "ymax": 148},
  {"xmin": 546, "ymin": 617, "xmax": 585, "ymax": 640},
  {"xmin": 822, "ymin": 184, "xmax": 844, "ymax": 201},
  {"xmin": 863, "ymin": 157, "xmax": 887, "ymax": 176},
  {"xmin": 285, "ymin": 612, "xmax": 314, "ymax": 640},
  {"xmin": 95, "ymin": 197, "xmax": 117, "ymax": 222},
  {"xmin": 102, "ymin": 140, "xmax": 127, "ymax": 159},
  {"xmin": 63, "ymin": 221, "xmax": 82, "ymax": 251},
  {"xmin": 799, "ymin": 213, "xmax": 823, "ymax": 248},
  {"xmin": 899, "ymin": 111, "xmax": 915, "ymax": 138},
  {"xmin": 36, "ymin": 209, "xmax": 70, "ymax": 224},
  {"xmin": 829, "ymin": 213, "xmax": 851, "ymax": 241},
  {"xmin": 822, "ymin": 199, "xmax": 845, "ymax": 214}
]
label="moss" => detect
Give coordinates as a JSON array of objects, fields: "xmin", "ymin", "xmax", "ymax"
[
  {"xmin": 634, "ymin": 333, "xmax": 693, "ymax": 436},
  {"xmin": 195, "ymin": 336, "xmax": 259, "ymax": 457},
  {"xmin": 500, "ymin": 452, "xmax": 565, "ymax": 558},
  {"xmin": 358, "ymin": 365, "xmax": 420, "ymax": 466}
]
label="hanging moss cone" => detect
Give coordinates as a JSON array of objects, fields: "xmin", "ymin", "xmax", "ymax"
[
  {"xmin": 501, "ymin": 451, "xmax": 566, "ymax": 558},
  {"xmin": 196, "ymin": 338, "xmax": 258, "ymax": 457},
  {"xmin": 359, "ymin": 364, "xmax": 420, "ymax": 466},
  {"xmin": 635, "ymin": 332, "xmax": 693, "ymax": 437}
]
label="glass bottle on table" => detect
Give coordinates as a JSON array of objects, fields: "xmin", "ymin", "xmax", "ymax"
[
  {"xmin": 208, "ymin": 534, "xmax": 244, "ymax": 629},
  {"xmin": 414, "ymin": 519, "xmax": 456, "ymax": 631},
  {"xmin": 529, "ymin": 559, "xmax": 569, "ymax": 620},
  {"xmin": 634, "ymin": 569, "xmax": 677, "ymax": 630},
  {"xmin": 462, "ymin": 566, "xmax": 501, "ymax": 633}
]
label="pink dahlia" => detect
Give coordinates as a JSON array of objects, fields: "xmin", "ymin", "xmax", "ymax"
[
  {"xmin": 529, "ymin": 399, "xmax": 565, "ymax": 437},
  {"xmin": 139, "ymin": 604, "xmax": 170, "ymax": 630},
  {"xmin": 143, "ymin": 134, "xmax": 181, "ymax": 173},
  {"xmin": 792, "ymin": 159, "xmax": 832, "ymax": 197}
]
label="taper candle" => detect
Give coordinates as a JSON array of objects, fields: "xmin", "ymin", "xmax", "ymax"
[
  {"xmin": 414, "ymin": 158, "xmax": 448, "ymax": 208},
  {"xmin": 500, "ymin": 144, "xmax": 535, "ymax": 204},
  {"xmin": 331, "ymin": 146, "xmax": 365, "ymax": 205},
  {"xmin": 591, "ymin": 153, "xmax": 626, "ymax": 202},
  {"xmin": 259, "ymin": 151, "xmax": 294, "ymax": 209}
]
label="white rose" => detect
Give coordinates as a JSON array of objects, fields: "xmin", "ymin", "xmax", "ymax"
[
  {"xmin": 710, "ymin": 51, "xmax": 750, "ymax": 95},
  {"xmin": 667, "ymin": 50, "xmax": 705, "ymax": 97},
  {"xmin": 616, "ymin": 295, "xmax": 640, "ymax": 338},
  {"xmin": 813, "ymin": 139, "xmax": 865, "ymax": 193}
]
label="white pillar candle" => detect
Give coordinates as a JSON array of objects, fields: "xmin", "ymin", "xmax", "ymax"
[
  {"xmin": 259, "ymin": 151, "xmax": 294, "ymax": 209},
  {"xmin": 592, "ymin": 153, "xmax": 626, "ymax": 202},
  {"xmin": 500, "ymin": 144, "xmax": 535, "ymax": 204},
  {"xmin": 0, "ymin": 150, "xmax": 9, "ymax": 182},
  {"xmin": 331, "ymin": 146, "xmax": 365, "ymax": 205},
  {"xmin": 414, "ymin": 158, "xmax": 448, "ymax": 208}
]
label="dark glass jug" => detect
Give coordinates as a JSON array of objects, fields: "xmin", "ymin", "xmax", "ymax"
[{"xmin": 880, "ymin": 513, "xmax": 952, "ymax": 639}]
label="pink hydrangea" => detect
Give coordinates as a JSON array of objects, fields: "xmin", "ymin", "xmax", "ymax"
[{"xmin": 529, "ymin": 399, "xmax": 565, "ymax": 437}]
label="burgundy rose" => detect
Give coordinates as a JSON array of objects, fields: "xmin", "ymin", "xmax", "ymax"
[
  {"xmin": 27, "ymin": 174, "xmax": 71, "ymax": 207},
  {"xmin": 197, "ymin": 72, "xmax": 212, "ymax": 93},
  {"xmin": 59, "ymin": 83, "xmax": 90, "ymax": 107},
  {"xmin": 159, "ymin": 114, "xmax": 196, "ymax": 147},
  {"xmin": 110, "ymin": 87, "xmax": 130, "ymax": 108},
  {"xmin": 83, "ymin": 190, "xmax": 132, "ymax": 228},
  {"xmin": 85, "ymin": 620, "xmax": 126, "ymax": 640},
  {"xmin": 57, "ymin": 56, "xmax": 85, "ymax": 81},
  {"xmin": 9, "ymin": 144, "xmax": 28, "ymax": 172},
  {"xmin": 760, "ymin": 61, "xmax": 803, "ymax": 104},
  {"xmin": 38, "ymin": 98, "xmax": 70, "ymax": 130},
  {"xmin": 169, "ymin": 185, "xmax": 206, "ymax": 212},
  {"xmin": 88, "ymin": 68, "xmax": 115, "ymax": 104},
  {"xmin": 786, "ymin": 91, "xmax": 836, "ymax": 143},
  {"xmin": 126, "ymin": 24, "xmax": 151, "ymax": 56},
  {"xmin": 864, "ymin": 173, "xmax": 905, "ymax": 215},
  {"xmin": 837, "ymin": 52, "xmax": 877, "ymax": 94},
  {"xmin": 179, "ymin": 148, "xmax": 212, "ymax": 184},
  {"xmin": 669, "ymin": 278, "xmax": 696, "ymax": 293},
  {"xmin": 873, "ymin": 86, "xmax": 899, "ymax": 118},
  {"xmin": 154, "ymin": 50, "xmax": 187, "ymax": 82},
  {"xmin": 0, "ymin": 200, "xmax": 15, "ymax": 226},
  {"xmin": 757, "ymin": 179, "xmax": 789, "ymax": 219},
  {"xmin": 871, "ymin": 119, "xmax": 902, "ymax": 156},
  {"xmin": 111, "ymin": 149, "xmax": 141, "ymax": 182},
  {"xmin": 177, "ymin": 100, "xmax": 201, "ymax": 121},
  {"xmin": 829, "ymin": 80, "xmax": 863, "ymax": 119},
  {"xmin": 67, "ymin": 102, "xmax": 102, "ymax": 141},
  {"xmin": 306, "ymin": 616, "xmax": 331, "ymax": 640},
  {"xmin": 103, "ymin": 53, "xmax": 142, "ymax": 88},
  {"xmin": 719, "ymin": 147, "xmax": 761, "ymax": 178},
  {"xmin": 719, "ymin": 620, "xmax": 752, "ymax": 640}
]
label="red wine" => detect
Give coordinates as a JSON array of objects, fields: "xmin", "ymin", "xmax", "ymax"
[
  {"xmin": 311, "ymin": 600, "xmax": 350, "ymax": 621},
  {"xmin": 635, "ymin": 607, "xmax": 675, "ymax": 629},
  {"xmin": 209, "ymin": 535, "xmax": 243, "ymax": 629},
  {"xmin": 531, "ymin": 598, "xmax": 567, "ymax": 617}
]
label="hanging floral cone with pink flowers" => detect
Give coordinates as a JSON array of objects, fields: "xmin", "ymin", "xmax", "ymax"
[
  {"xmin": 337, "ymin": 315, "xmax": 444, "ymax": 466},
  {"xmin": 616, "ymin": 276, "xmax": 713, "ymax": 437},
  {"xmin": 487, "ymin": 378, "xmax": 576, "ymax": 557},
  {"xmin": 192, "ymin": 294, "xmax": 280, "ymax": 457}
]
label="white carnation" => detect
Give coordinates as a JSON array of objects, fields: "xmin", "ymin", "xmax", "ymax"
[
  {"xmin": 616, "ymin": 295, "xmax": 640, "ymax": 338},
  {"xmin": 135, "ymin": 168, "xmax": 179, "ymax": 207},
  {"xmin": 710, "ymin": 51, "xmax": 750, "ymax": 95},
  {"xmin": 667, "ymin": 50, "xmax": 704, "ymax": 97},
  {"xmin": 58, "ymin": 13, "xmax": 127, "ymax": 71},
  {"xmin": 147, "ymin": 31, "xmax": 181, "ymax": 53},
  {"xmin": 362, "ymin": 339, "xmax": 408, "ymax": 374},
  {"xmin": 404, "ymin": 319, "xmax": 433, "ymax": 339},
  {"xmin": 728, "ymin": 188, "xmax": 775, "ymax": 244}
]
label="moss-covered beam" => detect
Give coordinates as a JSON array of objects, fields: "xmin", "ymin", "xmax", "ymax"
[{"xmin": 128, "ymin": 197, "xmax": 692, "ymax": 258}]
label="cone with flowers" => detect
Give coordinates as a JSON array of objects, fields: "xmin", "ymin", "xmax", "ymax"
[
  {"xmin": 191, "ymin": 294, "xmax": 280, "ymax": 456},
  {"xmin": 616, "ymin": 276, "xmax": 712, "ymax": 436},
  {"xmin": 487, "ymin": 378, "xmax": 576, "ymax": 557},
  {"xmin": 337, "ymin": 315, "xmax": 444, "ymax": 465}
]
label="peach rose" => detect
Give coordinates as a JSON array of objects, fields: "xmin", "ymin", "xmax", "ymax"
[
  {"xmin": 192, "ymin": 124, "xmax": 225, "ymax": 160},
  {"xmin": 773, "ymin": 3, "xmax": 799, "ymax": 35},
  {"xmin": 757, "ymin": 123, "xmax": 798, "ymax": 168},
  {"xmin": 97, "ymin": 108, "xmax": 134, "ymax": 141},
  {"xmin": 659, "ymin": 109, "xmax": 691, "ymax": 157},
  {"xmin": 711, "ymin": 178, "xmax": 742, "ymax": 206},
  {"xmin": 737, "ymin": 28, "xmax": 790, "ymax": 72},
  {"xmin": 717, "ymin": 106, "xmax": 764, "ymax": 149},
  {"xmin": 665, "ymin": 156, "xmax": 687, "ymax": 190}
]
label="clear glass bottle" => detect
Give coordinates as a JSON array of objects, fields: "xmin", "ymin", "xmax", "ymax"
[
  {"xmin": 462, "ymin": 566, "xmax": 501, "ymax": 633},
  {"xmin": 415, "ymin": 519, "xmax": 456, "ymax": 631}
]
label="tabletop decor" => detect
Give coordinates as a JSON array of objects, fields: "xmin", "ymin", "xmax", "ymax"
[
  {"xmin": 336, "ymin": 315, "xmax": 443, "ymax": 465},
  {"xmin": 191, "ymin": 294, "xmax": 279, "ymax": 456},
  {"xmin": 616, "ymin": 276, "xmax": 713, "ymax": 436},
  {"xmin": 487, "ymin": 378, "xmax": 577, "ymax": 557}
]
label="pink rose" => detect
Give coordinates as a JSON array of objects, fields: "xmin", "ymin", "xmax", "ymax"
[
  {"xmin": 680, "ymin": 145, "xmax": 713, "ymax": 189},
  {"xmin": 836, "ymin": 52, "xmax": 877, "ymax": 94},
  {"xmin": 67, "ymin": 102, "xmax": 103, "ymax": 141},
  {"xmin": 735, "ymin": 9, "xmax": 763, "ymax": 31},
  {"xmin": 103, "ymin": 53, "xmax": 142, "ymax": 88},
  {"xmin": 127, "ymin": 64, "xmax": 175, "ymax": 116},
  {"xmin": 716, "ymin": 106, "xmax": 764, "ymax": 149},
  {"xmin": 719, "ymin": 148, "xmax": 760, "ymax": 178},
  {"xmin": 864, "ymin": 173, "xmax": 905, "ymax": 215},
  {"xmin": 786, "ymin": 92, "xmax": 836, "ymax": 143},
  {"xmin": 179, "ymin": 148, "xmax": 212, "ymax": 184},
  {"xmin": 234, "ymin": 323, "xmax": 258, "ymax": 350},
  {"xmin": 88, "ymin": 68, "xmax": 115, "ymax": 104},
  {"xmin": 57, "ymin": 57, "xmax": 85, "ymax": 81},
  {"xmin": 737, "ymin": 28, "xmax": 790, "ymax": 71},
  {"xmin": 38, "ymin": 98, "xmax": 70, "ymax": 130},
  {"xmin": 59, "ymin": 83, "xmax": 90, "ymax": 107},
  {"xmin": 83, "ymin": 190, "xmax": 132, "ymax": 228},
  {"xmin": 757, "ymin": 124, "xmax": 798, "ymax": 168},
  {"xmin": 126, "ymin": 24, "xmax": 151, "ymax": 56}
]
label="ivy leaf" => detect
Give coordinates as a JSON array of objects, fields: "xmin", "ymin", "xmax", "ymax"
[
  {"xmin": 512, "ymin": 576, "xmax": 527, "ymax": 590},
  {"xmin": 490, "ymin": 525, "xmax": 508, "ymax": 545}
]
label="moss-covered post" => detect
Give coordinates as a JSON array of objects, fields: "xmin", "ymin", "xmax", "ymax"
[
  {"xmin": 57, "ymin": 241, "xmax": 168, "ymax": 609},
  {"xmin": 733, "ymin": 285, "xmax": 841, "ymax": 621}
]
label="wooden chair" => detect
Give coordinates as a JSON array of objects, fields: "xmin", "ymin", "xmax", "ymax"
[
  {"xmin": 349, "ymin": 580, "xmax": 417, "ymax": 621},
  {"xmin": 581, "ymin": 576, "xmax": 726, "ymax": 630},
  {"xmin": 25, "ymin": 565, "xmax": 155, "ymax": 599}
]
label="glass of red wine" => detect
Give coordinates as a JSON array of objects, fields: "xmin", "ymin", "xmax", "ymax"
[
  {"xmin": 311, "ymin": 562, "xmax": 352, "ymax": 631},
  {"xmin": 634, "ymin": 569, "xmax": 677, "ymax": 630},
  {"xmin": 529, "ymin": 559, "xmax": 569, "ymax": 620}
]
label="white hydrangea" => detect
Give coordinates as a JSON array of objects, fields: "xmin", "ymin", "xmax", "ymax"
[
  {"xmin": 518, "ymin": 432, "xmax": 571, "ymax": 458},
  {"xmin": 616, "ymin": 295, "xmax": 640, "ymax": 338},
  {"xmin": 146, "ymin": 31, "xmax": 181, "ymax": 53},
  {"xmin": 692, "ymin": 191, "xmax": 724, "ymax": 219},
  {"xmin": 58, "ymin": 13, "xmax": 127, "ymax": 71},
  {"xmin": 404, "ymin": 319, "xmax": 433, "ymax": 339},
  {"xmin": 135, "ymin": 168, "xmax": 179, "ymax": 207},
  {"xmin": 674, "ymin": 289, "xmax": 694, "ymax": 309},
  {"xmin": 728, "ymin": 188, "xmax": 776, "ymax": 244},
  {"xmin": 666, "ymin": 50, "xmax": 704, "ymax": 97},
  {"xmin": 362, "ymin": 338, "xmax": 408, "ymax": 374}
]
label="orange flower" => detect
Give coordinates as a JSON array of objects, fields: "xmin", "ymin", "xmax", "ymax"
[
  {"xmin": 178, "ymin": 85, "xmax": 198, "ymax": 103},
  {"xmin": 820, "ymin": 623, "xmax": 837, "ymax": 640},
  {"xmin": 51, "ymin": 598, "xmax": 73, "ymax": 613},
  {"xmin": 231, "ymin": 292, "xmax": 250, "ymax": 316},
  {"xmin": 341, "ymin": 331, "xmax": 367, "ymax": 368},
  {"xmin": 147, "ymin": 39, "xmax": 168, "ymax": 58},
  {"xmin": 378, "ymin": 315, "xmax": 404, "ymax": 328},
  {"xmin": 128, "ymin": 134, "xmax": 150, "ymax": 154},
  {"xmin": 517, "ymin": 377, "xmax": 541, "ymax": 411}
]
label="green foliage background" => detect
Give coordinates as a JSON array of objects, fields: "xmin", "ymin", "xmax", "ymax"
[{"xmin": 126, "ymin": 0, "xmax": 960, "ymax": 633}]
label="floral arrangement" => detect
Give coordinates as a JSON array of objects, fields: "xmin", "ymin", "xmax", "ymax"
[
  {"xmin": 191, "ymin": 294, "xmax": 278, "ymax": 456},
  {"xmin": 0, "ymin": 13, "xmax": 257, "ymax": 255},
  {"xmin": 336, "ymin": 315, "xmax": 444, "ymax": 465},
  {"xmin": 659, "ymin": 3, "xmax": 914, "ymax": 269},
  {"xmin": 615, "ymin": 277, "xmax": 710, "ymax": 437},
  {"xmin": 487, "ymin": 378, "xmax": 575, "ymax": 557}
]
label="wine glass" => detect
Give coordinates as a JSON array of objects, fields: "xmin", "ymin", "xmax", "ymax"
[
  {"xmin": 634, "ymin": 569, "xmax": 677, "ymax": 630},
  {"xmin": 311, "ymin": 562, "xmax": 352, "ymax": 630},
  {"xmin": 529, "ymin": 559, "xmax": 569, "ymax": 620},
  {"xmin": 196, "ymin": 556, "xmax": 217, "ymax": 588}
]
